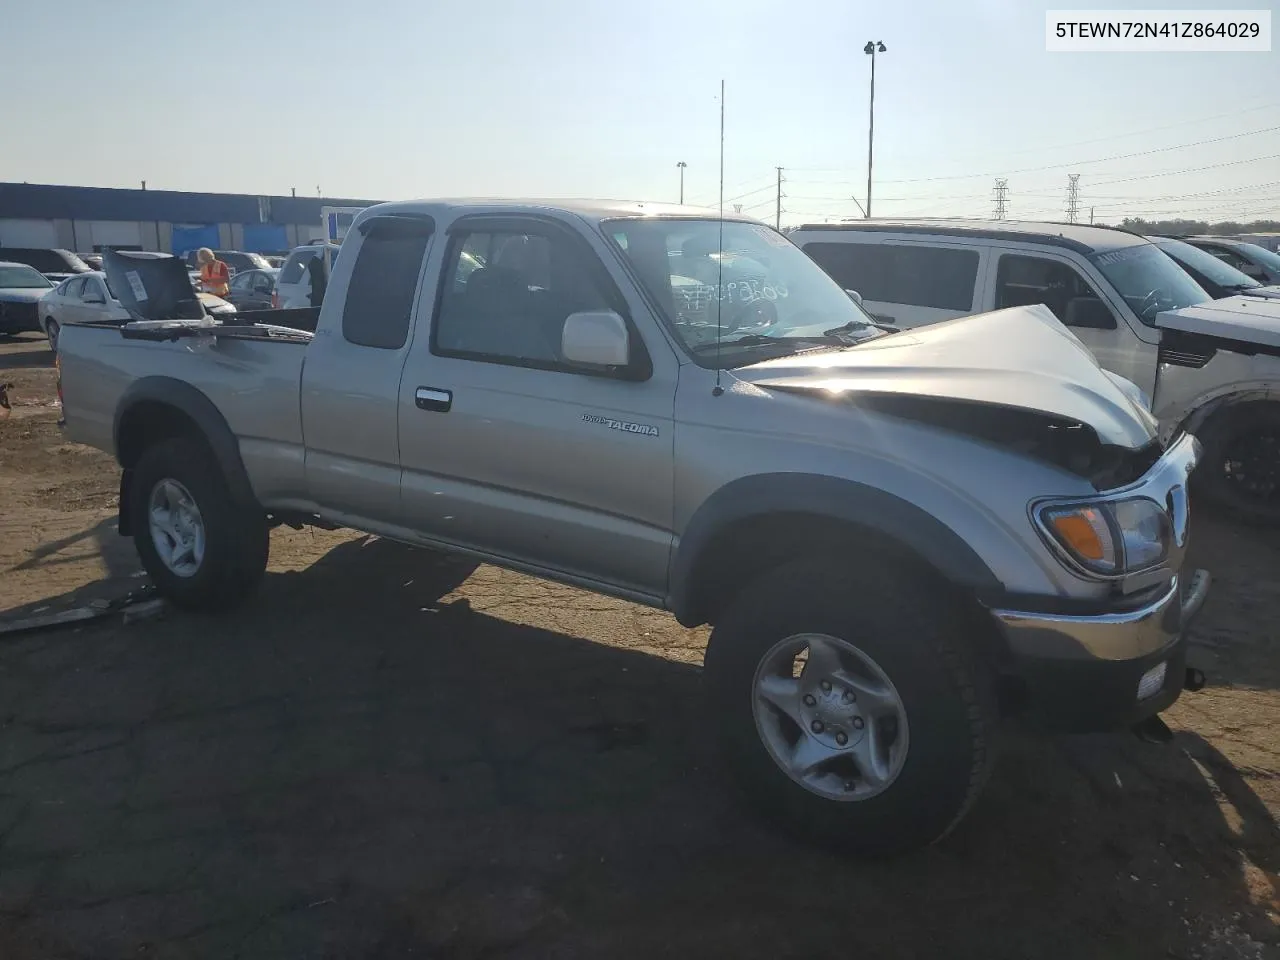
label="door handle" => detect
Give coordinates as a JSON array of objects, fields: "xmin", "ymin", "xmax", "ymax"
[{"xmin": 415, "ymin": 386, "xmax": 452, "ymax": 412}]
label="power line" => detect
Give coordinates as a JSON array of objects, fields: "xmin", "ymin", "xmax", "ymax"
[
  {"xmin": 792, "ymin": 124, "xmax": 1280, "ymax": 186},
  {"xmin": 1090, "ymin": 153, "xmax": 1280, "ymax": 187}
]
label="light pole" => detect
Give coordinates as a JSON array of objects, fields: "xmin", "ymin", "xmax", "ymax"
[
  {"xmin": 863, "ymin": 40, "xmax": 886, "ymax": 219},
  {"xmin": 677, "ymin": 161, "xmax": 687, "ymax": 204}
]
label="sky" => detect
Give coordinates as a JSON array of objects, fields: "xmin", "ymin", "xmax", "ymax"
[{"xmin": 2, "ymin": 0, "xmax": 1277, "ymax": 226}]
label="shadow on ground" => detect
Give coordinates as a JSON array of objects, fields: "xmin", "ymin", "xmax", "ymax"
[
  {"xmin": 0, "ymin": 536, "xmax": 1276, "ymax": 959},
  {"xmin": 0, "ymin": 338, "xmax": 54, "ymax": 371},
  {"xmin": 1, "ymin": 517, "xmax": 142, "ymax": 623}
]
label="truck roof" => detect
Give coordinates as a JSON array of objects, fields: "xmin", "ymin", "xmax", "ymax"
[
  {"xmin": 355, "ymin": 198, "xmax": 762, "ymax": 226},
  {"xmin": 792, "ymin": 218, "xmax": 1150, "ymax": 255}
]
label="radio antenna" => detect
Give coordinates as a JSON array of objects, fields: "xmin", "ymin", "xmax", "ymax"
[{"xmin": 713, "ymin": 78, "xmax": 726, "ymax": 397}]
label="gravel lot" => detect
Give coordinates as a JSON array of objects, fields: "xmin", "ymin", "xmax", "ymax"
[{"xmin": 1, "ymin": 332, "xmax": 1277, "ymax": 959}]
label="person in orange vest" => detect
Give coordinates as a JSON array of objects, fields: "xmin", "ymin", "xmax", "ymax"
[{"xmin": 196, "ymin": 248, "xmax": 230, "ymax": 297}]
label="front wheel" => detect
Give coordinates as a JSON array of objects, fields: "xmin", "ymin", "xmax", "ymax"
[
  {"xmin": 45, "ymin": 319, "xmax": 59, "ymax": 353},
  {"xmin": 131, "ymin": 437, "xmax": 270, "ymax": 611},
  {"xmin": 703, "ymin": 559, "xmax": 997, "ymax": 856},
  {"xmin": 1194, "ymin": 402, "xmax": 1280, "ymax": 525}
]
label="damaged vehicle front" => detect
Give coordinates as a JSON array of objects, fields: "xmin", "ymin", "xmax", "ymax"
[{"xmin": 609, "ymin": 215, "xmax": 1210, "ymax": 804}]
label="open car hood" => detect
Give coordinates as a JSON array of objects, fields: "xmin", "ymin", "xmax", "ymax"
[
  {"xmin": 736, "ymin": 304, "xmax": 1159, "ymax": 457},
  {"xmin": 104, "ymin": 250, "xmax": 209, "ymax": 323},
  {"xmin": 1156, "ymin": 294, "xmax": 1280, "ymax": 349}
]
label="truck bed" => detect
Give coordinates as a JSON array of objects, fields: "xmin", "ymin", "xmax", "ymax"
[{"xmin": 57, "ymin": 320, "xmax": 312, "ymax": 506}]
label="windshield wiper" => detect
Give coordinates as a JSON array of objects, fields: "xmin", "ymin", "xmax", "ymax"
[
  {"xmin": 689, "ymin": 334, "xmax": 841, "ymax": 353},
  {"xmin": 824, "ymin": 319, "xmax": 896, "ymax": 336}
]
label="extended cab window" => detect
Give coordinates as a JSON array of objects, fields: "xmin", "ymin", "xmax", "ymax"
[
  {"xmin": 802, "ymin": 242, "xmax": 979, "ymax": 311},
  {"xmin": 995, "ymin": 254, "xmax": 1116, "ymax": 329},
  {"xmin": 433, "ymin": 227, "xmax": 616, "ymax": 368},
  {"xmin": 341, "ymin": 217, "xmax": 433, "ymax": 350}
]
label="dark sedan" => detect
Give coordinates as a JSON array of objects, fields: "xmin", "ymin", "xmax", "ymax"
[{"xmin": 224, "ymin": 268, "xmax": 280, "ymax": 311}]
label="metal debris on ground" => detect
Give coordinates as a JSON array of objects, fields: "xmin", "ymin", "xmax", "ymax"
[{"xmin": 0, "ymin": 583, "xmax": 162, "ymax": 638}]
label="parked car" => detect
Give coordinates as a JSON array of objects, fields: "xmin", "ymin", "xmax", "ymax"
[
  {"xmin": 274, "ymin": 242, "xmax": 341, "ymax": 308},
  {"xmin": 0, "ymin": 247, "xmax": 93, "ymax": 283},
  {"xmin": 0, "ymin": 261, "xmax": 54, "ymax": 335},
  {"xmin": 790, "ymin": 219, "xmax": 1280, "ymax": 522},
  {"xmin": 55, "ymin": 202, "xmax": 1209, "ymax": 857},
  {"xmin": 1177, "ymin": 236, "xmax": 1280, "ymax": 285},
  {"xmin": 41, "ymin": 270, "xmax": 233, "ymax": 352},
  {"xmin": 1147, "ymin": 235, "xmax": 1280, "ymax": 301},
  {"xmin": 181, "ymin": 249, "xmax": 272, "ymax": 277},
  {"xmin": 224, "ymin": 268, "xmax": 280, "ymax": 311}
]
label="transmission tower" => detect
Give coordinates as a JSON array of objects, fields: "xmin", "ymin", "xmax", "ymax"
[
  {"xmin": 1066, "ymin": 174, "xmax": 1081, "ymax": 224},
  {"xmin": 993, "ymin": 179, "xmax": 1009, "ymax": 220}
]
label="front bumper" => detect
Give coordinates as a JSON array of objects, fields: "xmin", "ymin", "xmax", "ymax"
[{"xmin": 993, "ymin": 570, "xmax": 1210, "ymax": 732}]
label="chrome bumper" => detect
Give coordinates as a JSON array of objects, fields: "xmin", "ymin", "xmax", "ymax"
[{"xmin": 994, "ymin": 568, "xmax": 1211, "ymax": 662}]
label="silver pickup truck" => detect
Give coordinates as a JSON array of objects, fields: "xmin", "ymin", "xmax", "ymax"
[{"xmin": 58, "ymin": 200, "xmax": 1209, "ymax": 855}]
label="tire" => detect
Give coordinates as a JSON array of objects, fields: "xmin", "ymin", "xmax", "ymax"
[
  {"xmin": 45, "ymin": 319, "xmax": 59, "ymax": 353},
  {"xmin": 130, "ymin": 437, "xmax": 269, "ymax": 612},
  {"xmin": 703, "ymin": 559, "xmax": 997, "ymax": 857},
  {"xmin": 1193, "ymin": 402, "xmax": 1280, "ymax": 525}
]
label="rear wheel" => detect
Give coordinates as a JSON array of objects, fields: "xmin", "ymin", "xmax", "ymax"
[
  {"xmin": 1194, "ymin": 402, "xmax": 1280, "ymax": 525},
  {"xmin": 131, "ymin": 437, "xmax": 269, "ymax": 611},
  {"xmin": 703, "ymin": 559, "xmax": 997, "ymax": 856}
]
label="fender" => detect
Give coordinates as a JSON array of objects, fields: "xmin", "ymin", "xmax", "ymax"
[
  {"xmin": 667, "ymin": 472, "xmax": 1004, "ymax": 626},
  {"xmin": 113, "ymin": 377, "xmax": 258, "ymax": 533},
  {"xmin": 1158, "ymin": 379, "xmax": 1280, "ymax": 447}
]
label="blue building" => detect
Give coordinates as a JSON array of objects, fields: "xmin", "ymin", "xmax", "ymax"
[{"xmin": 0, "ymin": 182, "xmax": 380, "ymax": 255}]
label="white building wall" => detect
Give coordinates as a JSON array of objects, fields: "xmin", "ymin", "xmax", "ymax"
[{"xmin": 0, "ymin": 218, "xmax": 58, "ymax": 247}]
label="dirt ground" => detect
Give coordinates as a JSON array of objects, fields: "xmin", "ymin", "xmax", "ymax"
[{"xmin": 1, "ymin": 331, "xmax": 1277, "ymax": 959}]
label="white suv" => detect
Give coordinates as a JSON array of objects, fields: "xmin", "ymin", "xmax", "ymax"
[
  {"xmin": 790, "ymin": 219, "xmax": 1280, "ymax": 524},
  {"xmin": 274, "ymin": 242, "xmax": 341, "ymax": 308}
]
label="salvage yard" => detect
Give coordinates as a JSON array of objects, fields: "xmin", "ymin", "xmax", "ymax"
[{"xmin": 0, "ymin": 333, "xmax": 1278, "ymax": 959}]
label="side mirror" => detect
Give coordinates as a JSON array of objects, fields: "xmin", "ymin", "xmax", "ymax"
[
  {"xmin": 845, "ymin": 289, "xmax": 864, "ymax": 305},
  {"xmin": 562, "ymin": 310, "xmax": 630, "ymax": 368},
  {"xmin": 1063, "ymin": 296, "xmax": 1116, "ymax": 330}
]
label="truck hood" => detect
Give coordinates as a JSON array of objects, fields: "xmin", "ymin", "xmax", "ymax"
[
  {"xmin": 0, "ymin": 288, "xmax": 50, "ymax": 304},
  {"xmin": 1156, "ymin": 294, "xmax": 1280, "ymax": 349},
  {"xmin": 736, "ymin": 304, "xmax": 1160, "ymax": 463}
]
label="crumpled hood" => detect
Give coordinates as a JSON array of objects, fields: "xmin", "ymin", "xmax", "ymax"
[
  {"xmin": 735, "ymin": 304, "xmax": 1158, "ymax": 449},
  {"xmin": 0, "ymin": 288, "xmax": 51, "ymax": 304},
  {"xmin": 1157, "ymin": 294, "xmax": 1280, "ymax": 348}
]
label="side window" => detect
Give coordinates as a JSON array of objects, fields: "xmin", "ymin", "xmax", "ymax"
[
  {"xmin": 432, "ymin": 227, "xmax": 615, "ymax": 369},
  {"xmin": 341, "ymin": 217, "xmax": 432, "ymax": 350},
  {"xmin": 230, "ymin": 272, "xmax": 252, "ymax": 291},
  {"xmin": 1204, "ymin": 245, "xmax": 1249, "ymax": 270},
  {"xmin": 67, "ymin": 277, "xmax": 85, "ymax": 298},
  {"xmin": 82, "ymin": 278, "xmax": 103, "ymax": 301},
  {"xmin": 995, "ymin": 255, "xmax": 1115, "ymax": 329},
  {"xmin": 801, "ymin": 242, "xmax": 978, "ymax": 310},
  {"xmin": 278, "ymin": 252, "xmax": 308, "ymax": 284}
]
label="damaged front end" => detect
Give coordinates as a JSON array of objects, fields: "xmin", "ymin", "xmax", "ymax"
[{"xmin": 851, "ymin": 393, "xmax": 1164, "ymax": 491}]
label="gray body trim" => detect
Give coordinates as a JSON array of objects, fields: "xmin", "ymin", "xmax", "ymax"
[
  {"xmin": 113, "ymin": 376, "xmax": 259, "ymax": 511},
  {"xmin": 667, "ymin": 472, "xmax": 1003, "ymax": 626}
]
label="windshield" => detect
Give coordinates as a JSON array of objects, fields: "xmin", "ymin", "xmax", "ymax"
[
  {"xmin": 1088, "ymin": 243, "xmax": 1210, "ymax": 326},
  {"xmin": 0, "ymin": 265, "xmax": 53, "ymax": 288},
  {"xmin": 1153, "ymin": 238, "xmax": 1259, "ymax": 292},
  {"xmin": 604, "ymin": 218, "xmax": 884, "ymax": 367},
  {"xmin": 1232, "ymin": 242, "xmax": 1280, "ymax": 273}
]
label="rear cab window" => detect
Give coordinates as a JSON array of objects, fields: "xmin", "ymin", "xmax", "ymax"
[{"xmin": 341, "ymin": 217, "xmax": 434, "ymax": 350}]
